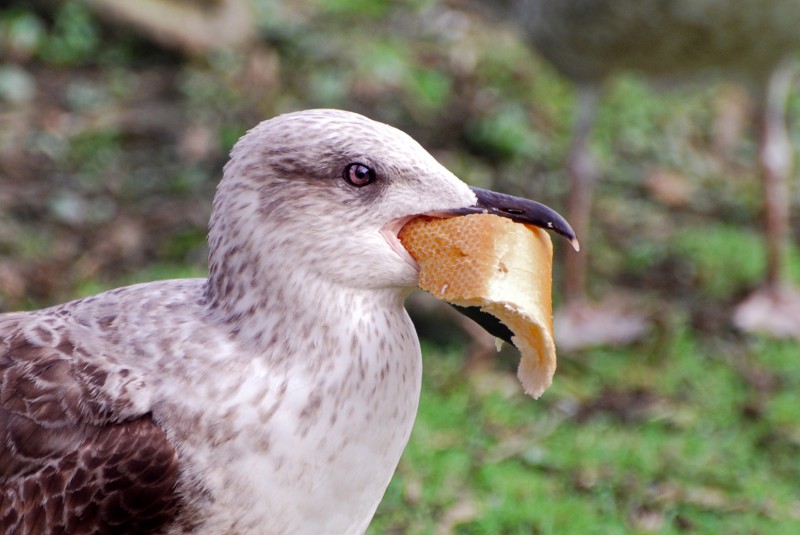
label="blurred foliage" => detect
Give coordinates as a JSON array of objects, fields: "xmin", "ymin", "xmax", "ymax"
[
  {"xmin": 1, "ymin": 0, "xmax": 800, "ymax": 533},
  {"xmin": 38, "ymin": 2, "xmax": 100, "ymax": 65}
]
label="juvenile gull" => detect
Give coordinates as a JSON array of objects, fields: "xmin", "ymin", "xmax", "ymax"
[{"xmin": 0, "ymin": 109, "xmax": 574, "ymax": 534}]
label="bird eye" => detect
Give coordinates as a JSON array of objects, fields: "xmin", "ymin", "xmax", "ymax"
[{"xmin": 343, "ymin": 163, "xmax": 376, "ymax": 187}]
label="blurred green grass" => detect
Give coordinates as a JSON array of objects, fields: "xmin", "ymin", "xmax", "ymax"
[
  {"xmin": 370, "ymin": 336, "xmax": 800, "ymax": 534},
  {"xmin": 2, "ymin": 1, "xmax": 800, "ymax": 533}
]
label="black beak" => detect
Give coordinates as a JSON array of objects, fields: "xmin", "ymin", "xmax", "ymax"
[
  {"xmin": 449, "ymin": 187, "xmax": 579, "ymax": 251},
  {"xmin": 451, "ymin": 304, "xmax": 516, "ymax": 344},
  {"xmin": 444, "ymin": 186, "xmax": 578, "ymax": 345}
]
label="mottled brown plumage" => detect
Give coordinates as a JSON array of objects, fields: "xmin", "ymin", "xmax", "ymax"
[{"xmin": 0, "ymin": 313, "xmax": 183, "ymax": 534}]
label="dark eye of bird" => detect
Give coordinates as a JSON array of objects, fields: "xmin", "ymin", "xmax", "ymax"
[{"xmin": 343, "ymin": 163, "xmax": 376, "ymax": 187}]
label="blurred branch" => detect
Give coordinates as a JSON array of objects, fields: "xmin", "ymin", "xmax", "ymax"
[{"xmin": 85, "ymin": 0, "xmax": 256, "ymax": 55}]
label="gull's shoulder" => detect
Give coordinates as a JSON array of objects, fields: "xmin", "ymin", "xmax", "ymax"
[
  {"xmin": 0, "ymin": 279, "xmax": 210, "ymax": 532},
  {"xmin": 0, "ymin": 277, "xmax": 220, "ymax": 417},
  {"xmin": 4, "ymin": 278, "xmax": 211, "ymax": 351},
  {"xmin": 44, "ymin": 277, "xmax": 210, "ymax": 324}
]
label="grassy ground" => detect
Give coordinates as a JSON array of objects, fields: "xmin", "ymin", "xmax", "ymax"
[
  {"xmin": 370, "ymin": 334, "xmax": 800, "ymax": 534},
  {"xmin": 2, "ymin": 1, "xmax": 800, "ymax": 534}
]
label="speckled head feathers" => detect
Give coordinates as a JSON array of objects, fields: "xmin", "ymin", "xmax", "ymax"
[{"xmin": 204, "ymin": 109, "xmax": 477, "ymax": 311}]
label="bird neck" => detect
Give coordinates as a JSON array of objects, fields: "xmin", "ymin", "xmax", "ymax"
[{"xmin": 203, "ymin": 265, "xmax": 411, "ymax": 354}]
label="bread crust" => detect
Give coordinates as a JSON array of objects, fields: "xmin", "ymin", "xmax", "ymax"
[{"xmin": 399, "ymin": 214, "xmax": 555, "ymax": 398}]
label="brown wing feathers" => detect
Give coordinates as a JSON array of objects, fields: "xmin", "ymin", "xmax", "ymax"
[{"xmin": 0, "ymin": 318, "xmax": 182, "ymax": 534}]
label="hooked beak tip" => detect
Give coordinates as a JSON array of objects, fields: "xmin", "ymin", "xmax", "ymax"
[{"xmin": 453, "ymin": 186, "xmax": 578, "ymax": 247}]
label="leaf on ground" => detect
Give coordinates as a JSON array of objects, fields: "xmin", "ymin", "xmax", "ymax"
[
  {"xmin": 435, "ymin": 496, "xmax": 479, "ymax": 535},
  {"xmin": 644, "ymin": 168, "xmax": 696, "ymax": 208}
]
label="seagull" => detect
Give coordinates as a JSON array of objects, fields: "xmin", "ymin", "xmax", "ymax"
[
  {"xmin": 489, "ymin": 0, "xmax": 800, "ymax": 345},
  {"xmin": 0, "ymin": 109, "xmax": 575, "ymax": 534}
]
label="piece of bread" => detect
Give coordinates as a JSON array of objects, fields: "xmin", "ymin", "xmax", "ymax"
[{"xmin": 399, "ymin": 213, "xmax": 555, "ymax": 398}]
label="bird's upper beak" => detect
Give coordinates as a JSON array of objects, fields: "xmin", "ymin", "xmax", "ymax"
[
  {"xmin": 381, "ymin": 185, "xmax": 578, "ymax": 276},
  {"xmin": 435, "ymin": 186, "xmax": 579, "ymax": 251}
]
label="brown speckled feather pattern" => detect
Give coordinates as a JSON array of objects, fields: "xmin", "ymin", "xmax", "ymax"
[{"xmin": 0, "ymin": 314, "xmax": 181, "ymax": 534}]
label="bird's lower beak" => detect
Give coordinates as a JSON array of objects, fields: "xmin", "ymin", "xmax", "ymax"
[{"xmin": 437, "ymin": 187, "xmax": 579, "ymax": 250}]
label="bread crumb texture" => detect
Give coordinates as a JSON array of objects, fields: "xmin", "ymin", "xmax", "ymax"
[{"xmin": 399, "ymin": 214, "xmax": 556, "ymax": 398}]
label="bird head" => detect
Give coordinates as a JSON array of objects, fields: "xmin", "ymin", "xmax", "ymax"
[{"xmin": 206, "ymin": 109, "xmax": 575, "ymax": 300}]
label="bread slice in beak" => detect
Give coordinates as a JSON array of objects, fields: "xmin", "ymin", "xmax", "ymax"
[{"xmin": 399, "ymin": 213, "xmax": 555, "ymax": 398}]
